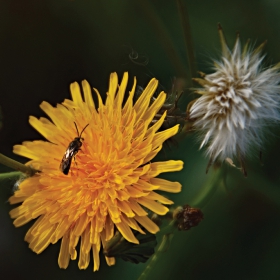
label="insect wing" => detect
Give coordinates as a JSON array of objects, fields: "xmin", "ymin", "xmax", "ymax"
[
  {"xmin": 60, "ymin": 156, "xmax": 73, "ymax": 175},
  {"xmin": 60, "ymin": 140, "xmax": 78, "ymax": 175},
  {"xmin": 59, "ymin": 122, "xmax": 87, "ymax": 175}
]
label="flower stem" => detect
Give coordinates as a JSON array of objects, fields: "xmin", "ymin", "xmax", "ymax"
[
  {"xmin": 191, "ymin": 167, "xmax": 225, "ymax": 208},
  {"xmin": 138, "ymin": 167, "xmax": 225, "ymax": 280},
  {"xmin": 0, "ymin": 171, "xmax": 21, "ymax": 180},
  {"xmin": 137, "ymin": 1, "xmax": 188, "ymax": 77},
  {"xmin": 138, "ymin": 221, "xmax": 175, "ymax": 280},
  {"xmin": 0, "ymin": 153, "xmax": 38, "ymax": 176},
  {"xmin": 176, "ymin": 0, "xmax": 196, "ymax": 86}
]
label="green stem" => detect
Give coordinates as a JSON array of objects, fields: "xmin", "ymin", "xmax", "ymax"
[
  {"xmin": 0, "ymin": 153, "xmax": 38, "ymax": 176},
  {"xmin": 138, "ymin": 166, "xmax": 226, "ymax": 280},
  {"xmin": 191, "ymin": 167, "xmax": 225, "ymax": 208},
  {"xmin": 176, "ymin": 0, "xmax": 196, "ymax": 85},
  {"xmin": 0, "ymin": 171, "xmax": 21, "ymax": 181},
  {"xmin": 138, "ymin": 221, "xmax": 175, "ymax": 280},
  {"xmin": 137, "ymin": 1, "xmax": 188, "ymax": 77}
]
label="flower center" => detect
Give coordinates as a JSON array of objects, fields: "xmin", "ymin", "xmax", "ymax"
[{"xmin": 208, "ymin": 69, "xmax": 253, "ymax": 116}]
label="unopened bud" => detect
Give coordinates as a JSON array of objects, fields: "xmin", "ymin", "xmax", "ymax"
[{"xmin": 174, "ymin": 205, "xmax": 203, "ymax": 231}]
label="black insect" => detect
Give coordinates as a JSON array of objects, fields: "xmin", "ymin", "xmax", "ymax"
[{"xmin": 60, "ymin": 122, "xmax": 89, "ymax": 175}]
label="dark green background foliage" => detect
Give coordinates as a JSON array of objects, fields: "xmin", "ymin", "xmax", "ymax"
[{"xmin": 1, "ymin": 0, "xmax": 280, "ymax": 279}]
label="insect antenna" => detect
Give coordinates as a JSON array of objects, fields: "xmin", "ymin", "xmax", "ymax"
[
  {"xmin": 73, "ymin": 122, "xmax": 89, "ymax": 137},
  {"xmin": 79, "ymin": 124, "xmax": 89, "ymax": 137},
  {"xmin": 74, "ymin": 122, "xmax": 80, "ymax": 136}
]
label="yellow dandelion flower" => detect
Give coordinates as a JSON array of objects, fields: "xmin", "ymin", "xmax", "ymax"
[{"xmin": 9, "ymin": 72, "xmax": 183, "ymax": 271}]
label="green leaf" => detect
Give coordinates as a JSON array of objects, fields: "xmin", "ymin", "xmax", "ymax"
[{"xmin": 103, "ymin": 230, "xmax": 157, "ymax": 264}]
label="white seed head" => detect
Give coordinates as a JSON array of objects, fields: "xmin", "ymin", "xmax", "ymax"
[{"xmin": 189, "ymin": 26, "xmax": 280, "ymax": 163}]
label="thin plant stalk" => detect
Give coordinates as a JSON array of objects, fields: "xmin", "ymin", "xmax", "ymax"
[
  {"xmin": 191, "ymin": 167, "xmax": 224, "ymax": 208},
  {"xmin": 176, "ymin": 0, "xmax": 196, "ymax": 85},
  {"xmin": 0, "ymin": 171, "xmax": 21, "ymax": 180},
  {"xmin": 0, "ymin": 153, "xmax": 37, "ymax": 176},
  {"xmin": 138, "ymin": 167, "xmax": 225, "ymax": 280},
  {"xmin": 138, "ymin": 221, "xmax": 176, "ymax": 280},
  {"xmin": 137, "ymin": 1, "xmax": 188, "ymax": 78}
]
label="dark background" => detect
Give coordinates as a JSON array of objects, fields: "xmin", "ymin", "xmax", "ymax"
[{"xmin": 1, "ymin": 0, "xmax": 280, "ymax": 279}]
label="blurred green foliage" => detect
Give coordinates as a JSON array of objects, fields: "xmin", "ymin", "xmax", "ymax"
[{"xmin": 1, "ymin": 0, "xmax": 280, "ymax": 279}]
